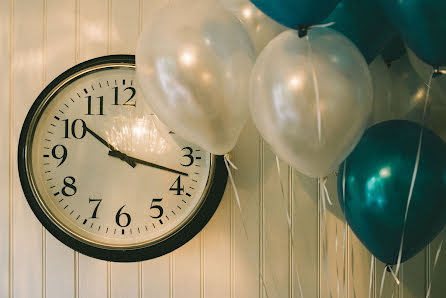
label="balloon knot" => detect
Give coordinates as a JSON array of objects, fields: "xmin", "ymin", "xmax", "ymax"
[
  {"xmin": 433, "ymin": 68, "xmax": 443, "ymax": 79},
  {"xmin": 386, "ymin": 265, "xmax": 392, "ymax": 273},
  {"xmin": 297, "ymin": 25, "xmax": 309, "ymax": 38}
]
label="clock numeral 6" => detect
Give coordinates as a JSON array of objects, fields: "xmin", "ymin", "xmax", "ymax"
[
  {"xmin": 52, "ymin": 144, "xmax": 67, "ymax": 167},
  {"xmin": 181, "ymin": 147, "xmax": 194, "ymax": 167},
  {"xmin": 63, "ymin": 119, "xmax": 86, "ymax": 139},
  {"xmin": 89, "ymin": 198, "xmax": 102, "ymax": 219},
  {"xmin": 169, "ymin": 176, "xmax": 184, "ymax": 195},
  {"xmin": 62, "ymin": 176, "xmax": 77, "ymax": 196},
  {"xmin": 150, "ymin": 198, "xmax": 164, "ymax": 219},
  {"xmin": 116, "ymin": 205, "xmax": 131, "ymax": 227}
]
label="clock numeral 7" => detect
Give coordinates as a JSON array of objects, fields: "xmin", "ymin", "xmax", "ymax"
[
  {"xmin": 150, "ymin": 198, "xmax": 164, "ymax": 219},
  {"xmin": 89, "ymin": 198, "xmax": 102, "ymax": 219}
]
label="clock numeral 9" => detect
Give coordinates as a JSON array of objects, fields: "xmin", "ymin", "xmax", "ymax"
[
  {"xmin": 62, "ymin": 176, "xmax": 77, "ymax": 196},
  {"xmin": 52, "ymin": 144, "xmax": 67, "ymax": 167},
  {"xmin": 116, "ymin": 205, "xmax": 131, "ymax": 227},
  {"xmin": 150, "ymin": 198, "xmax": 164, "ymax": 219},
  {"xmin": 181, "ymin": 147, "xmax": 194, "ymax": 167},
  {"xmin": 89, "ymin": 198, "xmax": 102, "ymax": 219},
  {"xmin": 169, "ymin": 176, "xmax": 184, "ymax": 195},
  {"xmin": 113, "ymin": 87, "xmax": 136, "ymax": 107},
  {"xmin": 63, "ymin": 119, "xmax": 86, "ymax": 139}
]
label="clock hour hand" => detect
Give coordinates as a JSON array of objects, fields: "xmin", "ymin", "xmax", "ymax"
[
  {"xmin": 108, "ymin": 150, "xmax": 188, "ymax": 176},
  {"xmin": 85, "ymin": 126, "xmax": 136, "ymax": 168}
]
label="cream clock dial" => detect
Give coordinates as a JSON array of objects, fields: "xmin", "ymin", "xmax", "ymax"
[{"xmin": 18, "ymin": 55, "xmax": 227, "ymax": 262}]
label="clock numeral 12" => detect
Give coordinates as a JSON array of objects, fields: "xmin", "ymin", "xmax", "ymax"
[{"xmin": 113, "ymin": 86, "xmax": 136, "ymax": 107}]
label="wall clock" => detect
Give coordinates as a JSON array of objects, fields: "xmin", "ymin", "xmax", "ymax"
[{"xmin": 18, "ymin": 55, "xmax": 228, "ymax": 262}]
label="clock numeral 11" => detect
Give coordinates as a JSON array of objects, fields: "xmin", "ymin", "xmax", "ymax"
[{"xmin": 85, "ymin": 95, "xmax": 104, "ymax": 115}]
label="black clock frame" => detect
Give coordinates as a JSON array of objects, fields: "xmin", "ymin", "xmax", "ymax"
[{"xmin": 18, "ymin": 55, "xmax": 228, "ymax": 262}]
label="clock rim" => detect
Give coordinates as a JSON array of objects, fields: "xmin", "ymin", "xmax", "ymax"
[{"xmin": 18, "ymin": 54, "xmax": 228, "ymax": 262}]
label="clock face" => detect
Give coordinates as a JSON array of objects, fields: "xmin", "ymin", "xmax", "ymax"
[{"xmin": 18, "ymin": 55, "xmax": 227, "ymax": 261}]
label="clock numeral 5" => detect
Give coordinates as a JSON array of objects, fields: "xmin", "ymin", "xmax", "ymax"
[
  {"xmin": 169, "ymin": 176, "xmax": 184, "ymax": 195},
  {"xmin": 52, "ymin": 144, "xmax": 67, "ymax": 167},
  {"xmin": 89, "ymin": 198, "xmax": 102, "ymax": 219},
  {"xmin": 116, "ymin": 205, "xmax": 131, "ymax": 227},
  {"xmin": 150, "ymin": 198, "xmax": 164, "ymax": 219},
  {"xmin": 62, "ymin": 176, "xmax": 77, "ymax": 196},
  {"xmin": 63, "ymin": 119, "xmax": 86, "ymax": 139},
  {"xmin": 113, "ymin": 86, "xmax": 136, "ymax": 107}
]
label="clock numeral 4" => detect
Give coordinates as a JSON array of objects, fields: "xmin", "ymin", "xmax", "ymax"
[
  {"xmin": 116, "ymin": 205, "xmax": 131, "ymax": 227},
  {"xmin": 169, "ymin": 176, "xmax": 184, "ymax": 195},
  {"xmin": 150, "ymin": 198, "xmax": 164, "ymax": 219},
  {"xmin": 85, "ymin": 95, "xmax": 105, "ymax": 115},
  {"xmin": 181, "ymin": 147, "xmax": 194, "ymax": 167},
  {"xmin": 113, "ymin": 86, "xmax": 136, "ymax": 107},
  {"xmin": 63, "ymin": 119, "xmax": 86, "ymax": 139},
  {"xmin": 89, "ymin": 198, "xmax": 102, "ymax": 219},
  {"xmin": 52, "ymin": 144, "xmax": 67, "ymax": 167},
  {"xmin": 62, "ymin": 176, "xmax": 77, "ymax": 196}
]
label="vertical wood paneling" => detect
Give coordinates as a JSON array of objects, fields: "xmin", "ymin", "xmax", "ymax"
[
  {"xmin": 0, "ymin": 0, "xmax": 11, "ymax": 296},
  {"xmin": 45, "ymin": 0, "xmax": 77, "ymax": 297},
  {"xmin": 12, "ymin": 0, "xmax": 44, "ymax": 297},
  {"xmin": 173, "ymin": 236, "xmax": 201, "ymax": 298},
  {"xmin": 231, "ymin": 121, "xmax": 260, "ymax": 298}
]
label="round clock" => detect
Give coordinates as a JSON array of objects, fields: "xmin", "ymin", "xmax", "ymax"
[{"xmin": 18, "ymin": 55, "xmax": 228, "ymax": 262}]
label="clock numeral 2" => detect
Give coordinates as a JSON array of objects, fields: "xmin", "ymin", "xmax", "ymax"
[
  {"xmin": 89, "ymin": 198, "xmax": 102, "ymax": 218},
  {"xmin": 63, "ymin": 119, "xmax": 86, "ymax": 139},
  {"xmin": 169, "ymin": 176, "xmax": 184, "ymax": 195},
  {"xmin": 113, "ymin": 86, "xmax": 136, "ymax": 107},
  {"xmin": 62, "ymin": 176, "xmax": 77, "ymax": 196},
  {"xmin": 150, "ymin": 198, "xmax": 164, "ymax": 219},
  {"xmin": 85, "ymin": 95, "xmax": 105, "ymax": 115},
  {"xmin": 116, "ymin": 205, "xmax": 131, "ymax": 227}
]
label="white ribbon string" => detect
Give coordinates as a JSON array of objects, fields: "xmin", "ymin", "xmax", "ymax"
[
  {"xmin": 224, "ymin": 154, "xmax": 248, "ymax": 239},
  {"xmin": 368, "ymin": 255, "xmax": 375, "ymax": 298},
  {"xmin": 387, "ymin": 266, "xmax": 400, "ymax": 286},
  {"xmin": 308, "ymin": 21, "xmax": 336, "ymax": 29},
  {"xmin": 395, "ymin": 71, "xmax": 435, "ymax": 276},
  {"xmin": 426, "ymin": 240, "xmax": 443, "ymax": 298},
  {"xmin": 320, "ymin": 177, "xmax": 332, "ymax": 298},
  {"xmin": 379, "ymin": 265, "xmax": 388, "ymax": 298},
  {"xmin": 342, "ymin": 161, "xmax": 347, "ymax": 298}
]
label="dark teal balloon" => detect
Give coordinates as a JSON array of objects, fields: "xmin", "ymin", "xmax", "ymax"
[
  {"xmin": 378, "ymin": 0, "xmax": 446, "ymax": 67},
  {"xmin": 250, "ymin": 0, "xmax": 340, "ymax": 28},
  {"xmin": 338, "ymin": 120, "xmax": 446, "ymax": 265},
  {"xmin": 326, "ymin": 0, "xmax": 397, "ymax": 64}
]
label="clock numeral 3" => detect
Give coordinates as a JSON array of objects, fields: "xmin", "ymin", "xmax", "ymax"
[
  {"xmin": 113, "ymin": 86, "xmax": 136, "ymax": 107},
  {"xmin": 62, "ymin": 176, "xmax": 77, "ymax": 196},
  {"xmin": 63, "ymin": 119, "xmax": 86, "ymax": 139},
  {"xmin": 52, "ymin": 144, "xmax": 67, "ymax": 167},
  {"xmin": 89, "ymin": 198, "xmax": 102, "ymax": 219},
  {"xmin": 181, "ymin": 147, "xmax": 194, "ymax": 167},
  {"xmin": 116, "ymin": 205, "xmax": 131, "ymax": 227},
  {"xmin": 169, "ymin": 176, "xmax": 184, "ymax": 195},
  {"xmin": 150, "ymin": 198, "xmax": 164, "ymax": 219},
  {"xmin": 85, "ymin": 95, "xmax": 105, "ymax": 115}
]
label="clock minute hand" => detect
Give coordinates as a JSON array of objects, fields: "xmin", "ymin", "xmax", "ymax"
[{"xmin": 108, "ymin": 151, "xmax": 189, "ymax": 177}]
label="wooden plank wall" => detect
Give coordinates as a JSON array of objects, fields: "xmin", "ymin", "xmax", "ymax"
[{"xmin": 0, "ymin": 0, "xmax": 445, "ymax": 297}]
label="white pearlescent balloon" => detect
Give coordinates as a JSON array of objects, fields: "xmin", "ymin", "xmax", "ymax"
[
  {"xmin": 218, "ymin": 0, "xmax": 286, "ymax": 54},
  {"xmin": 369, "ymin": 56, "xmax": 393, "ymax": 125},
  {"xmin": 136, "ymin": 0, "xmax": 255, "ymax": 155},
  {"xmin": 250, "ymin": 28, "xmax": 373, "ymax": 178}
]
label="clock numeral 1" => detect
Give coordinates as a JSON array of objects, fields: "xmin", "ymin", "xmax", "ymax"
[
  {"xmin": 113, "ymin": 86, "xmax": 136, "ymax": 107},
  {"xmin": 169, "ymin": 176, "xmax": 184, "ymax": 195},
  {"xmin": 63, "ymin": 119, "xmax": 86, "ymax": 139},
  {"xmin": 116, "ymin": 205, "xmax": 131, "ymax": 227},
  {"xmin": 85, "ymin": 95, "xmax": 105, "ymax": 115},
  {"xmin": 62, "ymin": 176, "xmax": 77, "ymax": 196},
  {"xmin": 89, "ymin": 198, "xmax": 102, "ymax": 218},
  {"xmin": 150, "ymin": 198, "xmax": 164, "ymax": 219}
]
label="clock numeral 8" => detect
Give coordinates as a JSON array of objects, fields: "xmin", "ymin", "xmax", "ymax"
[
  {"xmin": 62, "ymin": 176, "xmax": 77, "ymax": 196},
  {"xmin": 116, "ymin": 205, "xmax": 131, "ymax": 227}
]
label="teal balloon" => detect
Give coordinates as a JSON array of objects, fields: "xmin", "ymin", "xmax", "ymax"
[
  {"xmin": 338, "ymin": 120, "xmax": 446, "ymax": 265},
  {"xmin": 326, "ymin": 0, "xmax": 397, "ymax": 64},
  {"xmin": 250, "ymin": 0, "xmax": 340, "ymax": 28},
  {"xmin": 378, "ymin": 0, "xmax": 446, "ymax": 67}
]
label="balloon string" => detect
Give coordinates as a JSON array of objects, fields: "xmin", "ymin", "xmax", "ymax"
[
  {"xmin": 320, "ymin": 177, "xmax": 332, "ymax": 298},
  {"xmin": 305, "ymin": 34, "xmax": 322, "ymax": 144},
  {"xmin": 379, "ymin": 265, "xmax": 387, "ymax": 298},
  {"xmin": 368, "ymin": 255, "xmax": 374, "ymax": 298},
  {"xmin": 309, "ymin": 21, "xmax": 336, "ymax": 29},
  {"xmin": 223, "ymin": 154, "xmax": 249, "ymax": 239},
  {"xmin": 395, "ymin": 70, "xmax": 435, "ymax": 276},
  {"xmin": 342, "ymin": 161, "xmax": 347, "ymax": 298},
  {"xmin": 387, "ymin": 266, "xmax": 400, "ymax": 285},
  {"xmin": 426, "ymin": 240, "xmax": 443, "ymax": 298}
]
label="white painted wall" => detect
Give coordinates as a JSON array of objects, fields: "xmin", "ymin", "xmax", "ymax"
[{"xmin": 1, "ymin": 0, "xmax": 445, "ymax": 297}]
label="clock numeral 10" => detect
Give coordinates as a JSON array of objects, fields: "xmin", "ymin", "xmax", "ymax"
[
  {"xmin": 63, "ymin": 119, "xmax": 86, "ymax": 139},
  {"xmin": 116, "ymin": 205, "xmax": 131, "ymax": 227},
  {"xmin": 113, "ymin": 87, "xmax": 136, "ymax": 107}
]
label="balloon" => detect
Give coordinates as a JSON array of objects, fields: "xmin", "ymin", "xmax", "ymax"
[
  {"xmin": 381, "ymin": 36, "xmax": 406, "ymax": 65},
  {"xmin": 249, "ymin": 0, "xmax": 340, "ymax": 29},
  {"xmin": 218, "ymin": 0, "xmax": 286, "ymax": 54},
  {"xmin": 389, "ymin": 55, "xmax": 446, "ymax": 141},
  {"xmin": 377, "ymin": 0, "xmax": 446, "ymax": 67},
  {"xmin": 250, "ymin": 28, "xmax": 373, "ymax": 178},
  {"xmin": 136, "ymin": 0, "xmax": 256, "ymax": 155},
  {"xmin": 326, "ymin": 0, "xmax": 397, "ymax": 64},
  {"xmin": 369, "ymin": 56, "xmax": 393, "ymax": 125},
  {"xmin": 338, "ymin": 120, "xmax": 446, "ymax": 265}
]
